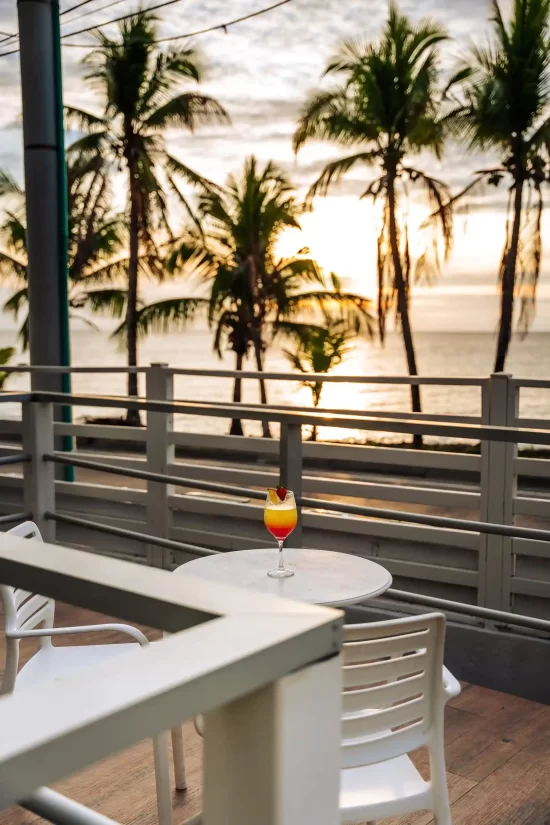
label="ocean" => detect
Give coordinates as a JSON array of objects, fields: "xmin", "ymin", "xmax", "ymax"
[{"xmin": 0, "ymin": 327, "xmax": 548, "ymax": 443}]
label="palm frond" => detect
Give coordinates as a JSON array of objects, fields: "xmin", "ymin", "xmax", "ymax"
[
  {"xmin": 0, "ymin": 346, "xmax": 15, "ymax": 367},
  {"xmin": 3, "ymin": 286, "xmax": 28, "ymax": 317},
  {"xmin": 164, "ymin": 154, "xmax": 220, "ymax": 196},
  {"xmin": 306, "ymin": 152, "xmax": 381, "ymax": 203},
  {"xmin": 0, "ymin": 170, "xmax": 22, "ymax": 198},
  {"xmin": 65, "ymin": 106, "xmax": 107, "ymax": 133},
  {"xmin": 66, "ymin": 131, "xmax": 111, "ymax": 161},
  {"xmin": 77, "ymin": 258, "xmax": 131, "ymax": 285},
  {"xmin": 165, "ymin": 173, "xmax": 204, "ymax": 235},
  {"xmin": 136, "ymin": 46, "xmax": 203, "ymax": 117},
  {"xmin": 131, "ymin": 296, "xmax": 209, "ymax": 338},
  {"xmin": 145, "ymin": 93, "xmax": 229, "ymax": 130},
  {"xmin": 405, "ymin": 167, "xmax": 453, "ymax": 262},
  {"xmin": 282, "ymin": 290, "xmax": 374, "ymax": 337},
  {"xmin": 79, "ymin": 288, "xmax": 128, "ymax": 318},
  {"xmin": 0, "ymin": 346, "xmax": 15, "ymax": 390},
  {"xmin": 0, "ymin": 250, "xmax": 27, "ymax": 280},
  {"xmin": 282, "ymin": 348, "xmax": 306, "ymax": 373}
]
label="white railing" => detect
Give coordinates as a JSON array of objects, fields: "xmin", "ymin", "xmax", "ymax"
[
  {"xmin": 0, "ymin": 531, "xmax": 343, "ymax": 823},
  {"xmin": 0, "ymin": 369, "xmax": 549, "ymax": 617}
]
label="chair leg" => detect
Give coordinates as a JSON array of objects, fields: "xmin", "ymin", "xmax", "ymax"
[
  {"xmin": 171, "ymin": 725, "xmax": 187, "ymax": 790},
  {"xmin": 430, "ymin": 736, "xmax": 452, "ymax": 825},
  {"xmin": 153, "ymin": 732, "xmax": 172, "ymax": 825}
]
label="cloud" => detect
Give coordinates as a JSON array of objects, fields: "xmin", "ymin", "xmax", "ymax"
[{"xmin": 0, "ymin": 0, "xmax": 548, "ymax": 334}]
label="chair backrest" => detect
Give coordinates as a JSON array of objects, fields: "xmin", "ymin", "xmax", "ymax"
[
  {"xmin": 0, "ymin": 521, "xmax": 53, "ymax": 634},
  {"xmin": 341, "ymin": 612, "xmax": 446, "ymax": 770}
]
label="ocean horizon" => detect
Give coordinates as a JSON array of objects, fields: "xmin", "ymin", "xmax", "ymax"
[{"xmin": 0, "ymin": 327, "xmax": 547, "ymax": 443}]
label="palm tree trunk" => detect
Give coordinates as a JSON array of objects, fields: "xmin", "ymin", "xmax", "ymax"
[
  {"xmin": 252, "ymin": 337, "xmax": 271, "ymax": 438},
  {"xmin": 125, "ymin": 158, "xmax": 141, "ymax": 427},
  {"xmin": 494, "ymin": 177, "xmax": 524, "ymax": 373},
  {"xmin": 230, "ymin": 351, "xmax": 244, "ymax": 436},
  {"xmin": 387, "ymin": 171, "xmax": 422, "ymax": 448}
]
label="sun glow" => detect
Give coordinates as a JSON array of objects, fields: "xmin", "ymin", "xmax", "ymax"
[
  {"xmin": 276, "ymin": 197, "xmax": 379, "ymax": 298},
  {"xmin": 277, "ymin": 192, "xmax": 550, "ymax": 305}
]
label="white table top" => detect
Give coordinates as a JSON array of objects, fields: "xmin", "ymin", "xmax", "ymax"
[{"xmin": 174, "ymin": 548, "xmax": 392, "ymax": 606}]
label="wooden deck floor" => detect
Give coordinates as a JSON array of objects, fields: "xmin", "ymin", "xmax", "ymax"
[{"xmin": 1, "ymin": 603, "xmax": 550, "ymax": 825}]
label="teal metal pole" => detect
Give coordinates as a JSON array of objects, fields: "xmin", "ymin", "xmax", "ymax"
[{"xmin": 51, "ymin": 0, "xmax": 74, "ymax": 483}]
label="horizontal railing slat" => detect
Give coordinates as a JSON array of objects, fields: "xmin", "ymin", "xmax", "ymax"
[
  {"xmin": 55, "ymin": 422, "xmax": 147, "ymax": 442},
  {"xmin": 39, "ymin": 452, "xmax": 550, "ymax": 543},
  {"xmin": 512, "ymin": 538, "xmax": 550, "ymax": 559},
  {"xmin": 47, "ymin": 512, "xmax": 216, "ymax": 558},
  {"xmin": 169, "ymin": 431, "xmax": 483, "ymax": 472},
  {"xmin": 25, "ymin": 392, "xmax": 550, "ymax": 446},
  {"xmin": 511, "ymin": 577, "xmax": 550, "ymax": 598},
  {"xmin": 512, "ymin": 378, "xmax": 550, "ymax": 389},
  {"xmin": 515, "ymin": 457, "xmax": 550, "ymax": 478},
  {"xmin": 162, "ymin": 460, "xmax": 480, "ymax": 509},
  {"xmin": 515, "ymin": 418, "xmax": 550, "ymax": 430},
  {"xmin": 513, "ymin": 496, "xmax": 550, "ymax": 517}
]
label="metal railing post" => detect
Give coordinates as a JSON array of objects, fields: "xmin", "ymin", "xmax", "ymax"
[
  {"xmin": 146, "ymin": 364, "xmax": 174, "ymax": 569},
  {"xmin": 22, "ymin": 400, "xmax": 55, "ymax": 542},
  {"xmin": 203, "ymin": 654, "xmax": 341, "ymax": 825},
  {"xmin": 479, "ymin": 373, "xmax": 518, "ymax": 610},
  {"xmin": 280, "ymin": 421, "xmax": 303, "ymax": 547}
]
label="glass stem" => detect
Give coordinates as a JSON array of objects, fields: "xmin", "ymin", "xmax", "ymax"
[{"xmin": 277, "ymin": 540, "xmax": 285, "ymax": 570}]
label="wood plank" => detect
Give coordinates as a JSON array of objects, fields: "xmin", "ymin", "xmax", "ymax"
[
  {"xmin": 408, "ymin": 706, "xmax": 481, "ymax": 776},
  {"xmin": 521, "ymin": 795, "xmax": 550, "ymax": 825},
  {"xmin": 446, "ymin": 697, "xmax": 550, "ymax": 781},
  {"xmin": 0, "ymin": 724, "xmax": 202, "ymax": 825},
  {"xmin": 448, "ymin": 735, "xmax": 550, "ymax": 825},
  {"xmin": 448, "ymin": 682, "xmax": 524, "ymax": 716}
]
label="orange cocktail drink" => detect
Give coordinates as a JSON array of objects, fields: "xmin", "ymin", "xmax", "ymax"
[
  {"xmin": 264, "ymin": 487, "xmax": 297, "ymax": 578},
  {"xmin": 264, "ymin": 504, "xmax": 298, "ymax": 541}
]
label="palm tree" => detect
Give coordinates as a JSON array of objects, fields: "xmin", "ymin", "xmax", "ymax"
[
  {"xmin": 0, "ymin": 347, "xmax": 15, "ymax": 390},
  {"xmin": 0, "ymin": 158, "xmax": 126, "ymax": 348},
  {"xmin": 127, "ymin": 156, "xmax": 373, "ymax": 436},
  {"xmin": 65, "ymin": 11, "xmax": 229, "ymax": 423},
  {"xmin": 293, "ymin": 3, "xmax": 455, "ymax": 446},
  {"xmin": 448, "ymin": 0, "xmax": 550, "ymax": 372},
  {"xmin": 283, "ymin": 320, "xmax": 355, "ymax": 441}
]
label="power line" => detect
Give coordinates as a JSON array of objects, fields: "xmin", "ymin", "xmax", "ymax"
[
  {"xmin": 63, "ymin": 0, "xmax": 295, "ymax": 46},
  {"xmin": 61, "ymin": 0, "xmax": 188, "ymax": 38},
  {"xmin": 0, "ymin": 0, "xmax": 295, "ymax": 56},
  {"xmin": 155, "ymin": 0, "xmax": 294, "ymax": 44},
  {"xmin": 61, "ymin": 0, "xmax": 106, "ymax": 17},
  {"xmin": 62, "ymin": 0, "xmax": 129, "ymax": 26}
]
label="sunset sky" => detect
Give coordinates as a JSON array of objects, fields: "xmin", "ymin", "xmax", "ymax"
[{"xmin": 0, "ymin": 0, "xmax": 549, "ymax": 332}]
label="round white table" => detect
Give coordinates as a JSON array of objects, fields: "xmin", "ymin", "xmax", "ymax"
[{"xmin": 174, "ymin": 548, "xmax": 392, "ymax": 606}]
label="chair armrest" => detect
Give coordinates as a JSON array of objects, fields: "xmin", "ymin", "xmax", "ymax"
[
  {"xmin": 443, "ymin": 665, "xmax": 461, "ymax": 700},
  {"xmin": 7, "ymin": 623, "xmax": 149, "ymax": 647},
  {"xmin": 194, "ymin": 714, "xmax": 204, "ymax": 738}
]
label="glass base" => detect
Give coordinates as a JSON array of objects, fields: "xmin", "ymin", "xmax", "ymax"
[{"xmin": 267, "ymin": 567, "xmax": 294, "ymax": 579}]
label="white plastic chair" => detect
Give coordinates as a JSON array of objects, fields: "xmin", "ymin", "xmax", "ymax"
[
  {"xmin": 0, "ymin": 521, "xmax": 173, "ymax": 825},
  {"xmin": 341, "ymin": 612, "xmax": 461, "ymax": 825}
]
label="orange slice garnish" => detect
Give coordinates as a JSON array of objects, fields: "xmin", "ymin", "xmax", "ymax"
[{"xmin": 267, "ymin": 488, "xmax": 279, "ymax": 505}]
